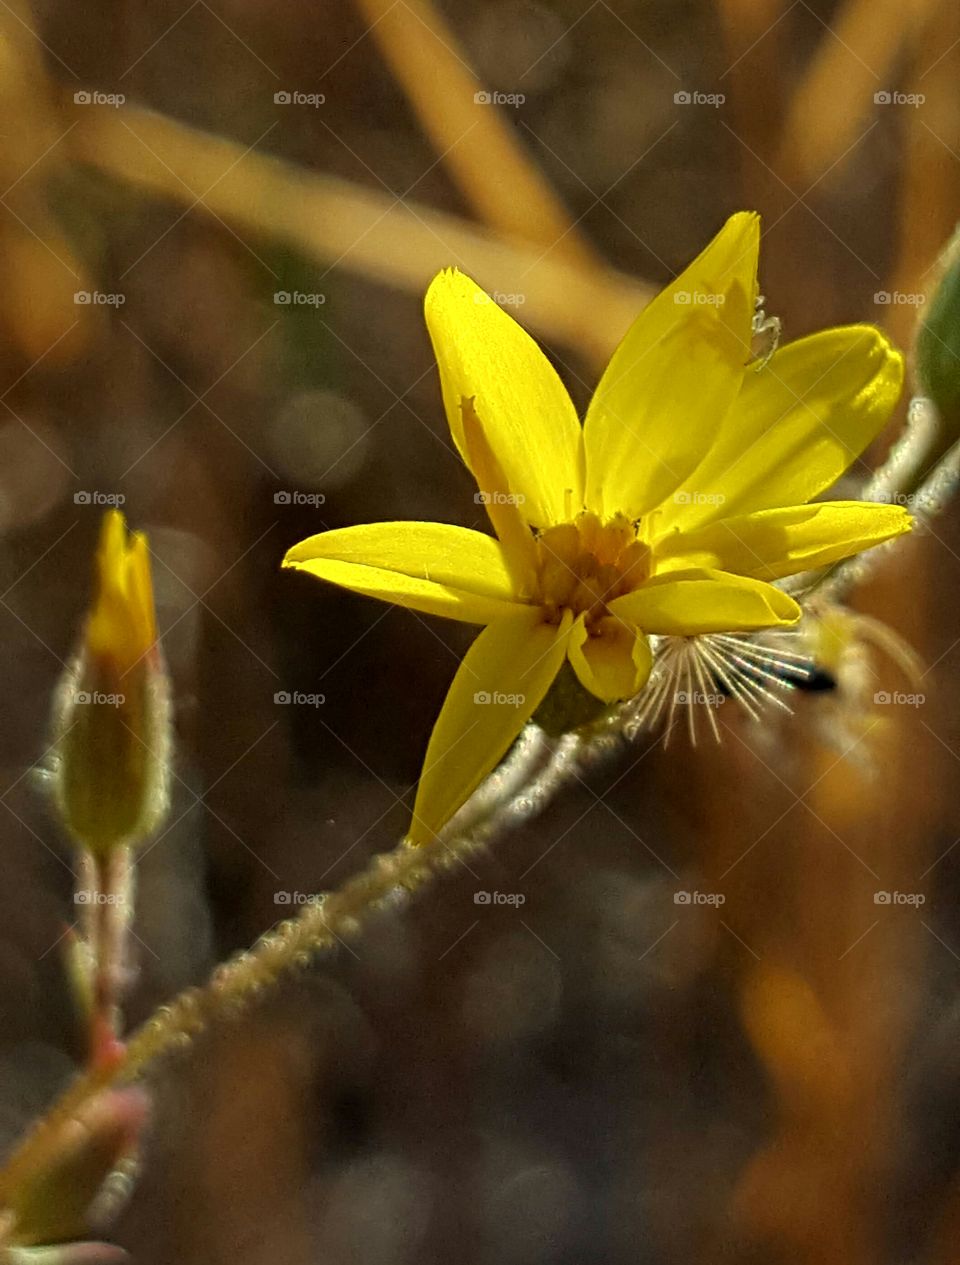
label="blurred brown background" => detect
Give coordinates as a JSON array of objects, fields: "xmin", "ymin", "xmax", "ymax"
[{"xmin": 1, "ymin": 0, "xmax": 959, "ymax": 1261}]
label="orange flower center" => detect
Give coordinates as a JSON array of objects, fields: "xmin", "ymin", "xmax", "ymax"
[{"xmin": 535, "ymin": 511, "xmax": 650, "ymax": 626}]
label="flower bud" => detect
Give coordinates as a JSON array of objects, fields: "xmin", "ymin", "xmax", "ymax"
[
  {"xmin": 0, "ymin": 1085, "xmax": 148, "ymax": 1260},
  {"xmin": 916, "ymin": 225, "xmax": 960, "ymax": 433},
  {"xmin": 51, "ymin": 512, "xmax": 171, "ymax": 856}
]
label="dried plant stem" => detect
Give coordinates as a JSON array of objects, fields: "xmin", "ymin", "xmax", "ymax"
[
  {"xmin": 351, "ymin": 0, "xmax": 599, "ymax": 270},
  {"xmin": 777, "ymin": 0, "xmax": 944, "ymax": 186},
  {"xmin": 65, "ymin": 96, "xmax": 650, "ymax": 365},
  {"xmin": 881, "ymin": 0, "xmax": 960, "ymax": 398},
  {"xmin": 0, "ymin": 0, "xmax": 69, "ymax": 179}
]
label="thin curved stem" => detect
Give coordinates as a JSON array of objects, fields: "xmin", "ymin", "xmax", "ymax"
[{"xmin": 0, "ymin": 726, "xmax": 579, "ymax": 1208}]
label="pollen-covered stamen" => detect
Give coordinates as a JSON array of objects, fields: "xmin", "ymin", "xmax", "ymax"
[{"xmin": 535, "ymin": 510, "xmax": 650, "ymax": 625}]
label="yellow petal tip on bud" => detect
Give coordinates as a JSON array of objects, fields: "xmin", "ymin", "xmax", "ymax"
[{"xmin": 85, "ymin": 511, "xmax": 157, "ymax": 679}]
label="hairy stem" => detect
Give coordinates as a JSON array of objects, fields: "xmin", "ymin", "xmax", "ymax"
[{"xmin": 0, "ymin": 726, "xmax": 579, "ymax": 1206}]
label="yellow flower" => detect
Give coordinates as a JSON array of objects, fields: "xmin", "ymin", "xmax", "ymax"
[
  {"xmin": 284, "ymin": 213, "xmax": 911, "ymax": 844},
  {"xmin": 54, "ymin": 511, "xmax": 171, "ymax": 857}
]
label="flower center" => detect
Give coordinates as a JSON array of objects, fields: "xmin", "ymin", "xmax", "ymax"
[{"xmin": 535, "ymin": 511, "xmax": 650, "ymax": 626}]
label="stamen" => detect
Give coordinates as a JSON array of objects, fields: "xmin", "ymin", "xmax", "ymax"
[{"xmin": 534, "ymin": 511, "xmax": 651, "ymax": 626}]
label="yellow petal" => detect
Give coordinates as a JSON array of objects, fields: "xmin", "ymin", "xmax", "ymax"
[
  {"xmin": 284, "ymin": 521, "xmax": 527, "ymax": 624},
  {"xmin": 610, "ymin": 568, "xmax": 800, "ymax": 635},
  {"xmin": 663, "ymin": 325, "xmax": 904, "ymax": 530},
  {"xmin": 408, "ymin": 607, "xmax": 572, "ymax": 845},
  {"xmin": 567, "ymin": 613, "xmax": 652, "ymax": 703},
  {"xmin": 583, "ymin": 212, "xmax": 759, "ymax": 520},
  {"xmin": 424, "ymin": 269, "xmax": 583, "ymax": 527},
  {"xmin": 654, "ymin": 501, "xmax": 912, "ymax": 580},
  {"xmin": 460, "ymin": 396, "xmax": 536, "ymax": 592}
]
